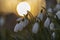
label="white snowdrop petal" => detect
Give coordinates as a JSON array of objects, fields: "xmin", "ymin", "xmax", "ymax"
[
  {"xmin": 56, "ymin": 4, "xmax": 60, "ymax": 10},
  {"xmin": 0, "ymin": 17, "xmax": 5, "ymax": 26},
  {"xmin": 37, "ymin": 13, "xmax": 43, "ymax": 21},
  {"xmin": 47, "ymin": 8, "xmax": 52, "ymax": 13},
  {"xmin": 54, "ymin": 4, "xmax": 60, "ymax": 11},
  {"xmin": 14, "ymin": 21, "xmax": 24, "ymax": 32},
  {"xmin": 56, "ymin": 11, "xmax": 60, "ymax": 19},
  {"xmin": 18, "ymin": 22, "xmax": 24, "ymax": 31},
  {"xmin": 23, "ymin": 19, "xmax": 29, "ymax": 27},
  {"xmin": 50, "ymin": 22, "xmax": 54, "ymax": 30},
  {"xmin": 47, "ymin": 8, "xmax": 53, "ymax": 16},
  {"xmin": 52, "ymin": 32, "xmax": 55, "ymax": 39},
  {"xmin": 16, "ymin": 18, "xmax": 23, "ymax": 21},
  {"xmin": 44, "ymin": 17, "xmax": 50, "ymax": 28},
  {"xmin": 14, "ymin": 24, "xmax": 20, "ymax": 32},
  {"xmin": 14, "ymin": 19, "xmax": 29, "ymax": 32},
  {"xmin": 32, "ymin": 22, "xmax": 39, "ymax": 34}
]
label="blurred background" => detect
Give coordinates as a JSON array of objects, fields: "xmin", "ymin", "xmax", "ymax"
[{"xmin": 0, "ymin": 0, "xmax": 60, "ymax": 40}]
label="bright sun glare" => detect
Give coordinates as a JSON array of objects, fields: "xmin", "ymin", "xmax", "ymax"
[{"xmin": 17, "ymin": 2, "xmax": 31, "ymax": 16}]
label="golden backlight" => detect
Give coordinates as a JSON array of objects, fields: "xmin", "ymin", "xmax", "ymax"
[
  {"xmin": 16, "ymin": 2, "xmax": 31, "ymax": 16},
  {"xmin": 0, "ymin": 0, "xmax": 46, "ymax": 17}
]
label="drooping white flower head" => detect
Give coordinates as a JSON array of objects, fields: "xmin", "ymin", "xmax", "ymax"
[
  {"xmin": 0, "ymin": 17, "xmax": 5, "ymax": 26},
  {"xmin": 56, "ymin": 11, "xmax": 60, "ymax": 19},
  {"xmin": 50, "ymin": 22, "xmax": 55, "ymax": 30},
  {"xmin": 47, "ymin": 8, "xmax": 53, "ymax": 16},
  {"xmin": 44, "ymin": 17, "xmax": 50, "ymax": 28},
  {"xmin": 14, "ymin": 21, "xmax": 24, "ymax": 32},
  {"xmin": 47, "ymin": 8, "xmax": 53, "ymax": 13},
  {"xmin": 22, "ymin": 19, "xmax": 29, "ymax": 28},
  {"xmin": 37, "ymin": 13, "xmax": 43, "ymax": 21},
  {"xmin": 14, "ymin": 18, "xmax": 29, "ymax": 32},
  {"xmin": 32, "ymin": 22, "xmax": 39, "ymax": 34},
  {"xmin": 52, "ymin": 32, "xmax": 55, "ymax": 39},
  {"xmin": 54, "ymin": 4, "xmax": 60, "ymax": 11},
  {"xmin": 16, "ymin": 18, "xmax": 23, "ymax": 21},
  {"xmin": 14, "ymin": 23, "xmax": 20, "ymax": 32}
]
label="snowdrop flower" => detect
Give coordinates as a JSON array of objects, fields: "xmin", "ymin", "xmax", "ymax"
[
  {"xmin": 56, "ymin": 11, "xmax": 60, "ymax": 19},
  {"xmin": 14, "ymin": 21, "xmax": 24, "ymax": 32},
  {"xmin": 47, "ymin": 8, "xmax": 53, "ymax": 16},
  {"xmin": 47, "ymin": 8, "xmax": 53, "ymax": 13},
  {"xmin": 16, "ymin": 18, "xmax": 23, "ymax": 21},
  {"xmin": 37, "ymin": 13, "xmax": 43, "ymax": 21},
  {"xmin": 14, "ymin": 18, "xmax": 29, "ymax": 32},
  {"xmin": 22, "ymin": 18, "xmax": 29, "ymax": 27},
  {"xmin": 54, "ymin": 4, "xmax": 60, "ymax": 11},
  {"xmin": 50, "ymin": 22, "xmax": 55, "ymax": 30},
  {"xmin": 51, "ymin": 32, "xmax": 55, "ymax": 40},
  {"xmin": 44, "ymin": 17, "xmax": 50, "ymax": 28},
  {"xmin": 0, "ymin": 17, "xmax": 5, "ymax": 26},
  {"xmin": 32, "ymin": 22, "xmax": 39, "ymax": 34}
]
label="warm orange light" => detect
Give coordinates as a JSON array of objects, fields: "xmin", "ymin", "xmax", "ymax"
[{"xmin": 16, "ymin": 2, "xmax": 31, "ymax": 16}]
